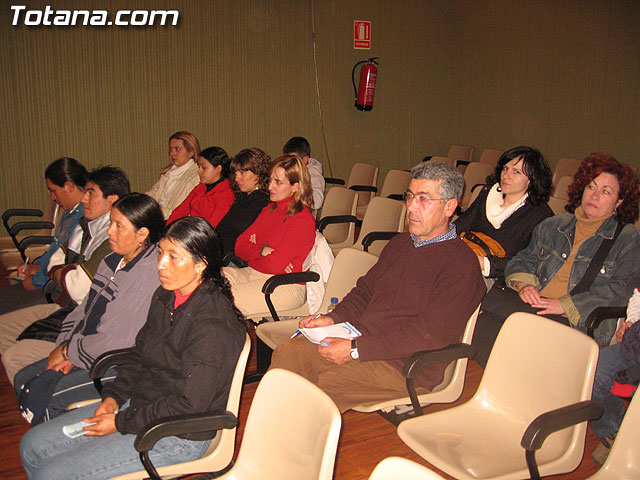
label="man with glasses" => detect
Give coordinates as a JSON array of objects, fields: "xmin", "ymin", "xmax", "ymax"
[{"xmin": 270, "ymin": 161, "xmax": 485, "ymax": 412}]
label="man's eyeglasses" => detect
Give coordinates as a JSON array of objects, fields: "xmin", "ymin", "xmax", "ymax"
[{"xmin": 402, "ymin": 191, "xmax": 447, "ymax": 205}]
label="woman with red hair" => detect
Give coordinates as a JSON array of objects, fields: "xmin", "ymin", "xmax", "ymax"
[{"xmin": 474, "ymin": 154, "xmax": 640, "ymax": 365}]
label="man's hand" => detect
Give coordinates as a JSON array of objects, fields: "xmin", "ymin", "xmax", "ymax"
[
  {"xmin": 18, "ymin": 263, "xmax": 40, "ymax": 277},
  {"xmin": 94, "ymin": 397, "xmax": 119, "ymax": 416},
  {"xmin": 261, "ymin": 245, "xmax": 274, "ymax": 256},
  {"xmin": 518, "ymin": 284, "xmax": 541, "ymax": 305},
  {"xmin": 318, "ymin": 337, "xmax": 351, "ymax": 365},
  {"xmin": 299, "ymin": 314, "xmax": 334, "ymax": 329},
  {"xmin": 531, "ymin": 297, "xmax": 565, "ymax": 315},
  {"xmin": 47, "ymin": 344, "xmax": 73, "ymax": 373},
  {"xmin": 616, "ymin": 321, "xmax": 633, "ymax": 343}
]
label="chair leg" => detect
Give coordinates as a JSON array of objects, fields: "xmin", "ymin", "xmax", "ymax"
[{"xmin": 244, "ymin": 338, "xmax": 272, "ymax": 384}]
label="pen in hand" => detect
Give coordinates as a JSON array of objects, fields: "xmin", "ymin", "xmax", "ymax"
[{"xmin": 290, "ymin": 313, "xmax": 323, "ymax": 339}]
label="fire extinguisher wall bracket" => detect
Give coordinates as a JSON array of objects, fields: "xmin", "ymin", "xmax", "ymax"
[{"xmin": 352, "ymin": 57, "xmax": 378, "ymax": 111}]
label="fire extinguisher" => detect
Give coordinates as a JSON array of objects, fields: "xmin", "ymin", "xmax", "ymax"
[{"xmin": 352, "ymin": 57, "xmax": 379, "ymax": 111}]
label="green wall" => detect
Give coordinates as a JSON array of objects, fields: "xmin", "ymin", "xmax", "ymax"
[{"xmin": 1, "ymin": 0, "xmax": 639, "ymax": 216}]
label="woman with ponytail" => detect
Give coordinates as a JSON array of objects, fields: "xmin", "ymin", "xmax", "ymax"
[{"xmin": 20, "ymin": 216, "xmax": 246, "ymax": 480}]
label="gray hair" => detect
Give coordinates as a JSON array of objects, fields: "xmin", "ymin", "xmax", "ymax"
[{"xmin": 410, "ymin": 161, "xmax": 464, "ymax": 202}]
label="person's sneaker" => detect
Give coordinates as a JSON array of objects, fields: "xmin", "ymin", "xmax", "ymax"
[{"xmin": 592, "ymin": 434, "xmax": 616, "ymax": 466}]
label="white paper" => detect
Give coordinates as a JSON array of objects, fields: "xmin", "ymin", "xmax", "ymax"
[{"xmin": 300, "ymin": 322, "xmax": 362, "ymax": 344}]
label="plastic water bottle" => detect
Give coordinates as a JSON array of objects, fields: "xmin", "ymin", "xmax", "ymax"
[{"xmin": 327, "ymin": 297, "xmax": 339, "ymax": 313}]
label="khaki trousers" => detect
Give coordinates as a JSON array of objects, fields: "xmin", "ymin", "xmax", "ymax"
[
  {"xmin": 223, "ymin": 266, "xmax": 306, "ymax": 319},
  {"xmin": 270, "ymin": 335, "xmax": 423, "ymax": 412},
  {"xmin": 0, "ymin": 303, "xmax": 60, "ymax": 384}
]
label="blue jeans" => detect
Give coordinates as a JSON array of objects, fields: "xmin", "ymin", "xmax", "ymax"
[
  {"xmin": 590, "ymin": 344, "xmax": 633, "ymax": 439},
  {"xmin": 20, "ymin": 403, "xmax": 210, "ymax": 480},
  {"xmin": 15, "ymin": 358, "xmax": 117, "ymax": 424}
]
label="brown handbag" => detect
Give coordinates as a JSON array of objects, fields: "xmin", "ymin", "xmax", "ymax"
[{"xmin": 460, "ymin": 231, "xmax": 506, "ymax": 258}]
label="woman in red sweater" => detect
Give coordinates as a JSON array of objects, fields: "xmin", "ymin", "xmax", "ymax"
[
  {"xmin": 166, "ymin": 146, "xmax": 235, "ymax": 227},
  {"xmin": 224, "ymin": 155, "xmax": 316, "ymax": 317}
]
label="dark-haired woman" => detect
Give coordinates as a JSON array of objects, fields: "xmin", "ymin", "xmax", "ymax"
[
  {"xmin": 14, "ymin": 193, "xmax": 165, "ymax": 425},
  {"xmin": 216, "ymin": 148, "xmax": 271, "ymax": 257},
  {"xmin": 454, "ymin": 146, "xmax": 553, "ymax": 286},
  {"xmin": 166, "ymin": 146, "xmax": 235, "ymax": 227},
  {"xmin": 20, "ymin": 217, "xmax": 246, "ymax": 480},
  {"xmin": 475, "ymin": 154, "xmax": 640, "ymax": 365}
]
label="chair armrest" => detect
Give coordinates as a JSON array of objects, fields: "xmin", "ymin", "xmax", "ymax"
[
  {"xmin": 361, "ymin": 231, "xmax": 400, "ymax": 252},
  {"xmin": 470, "ymin": 183, "xmax": 485, "ymax": 193},
  {"xmin": 585, "ymin": 306, "xmax": 627, "ymax": 338},
  {"xmin": 3, "ymin": 208, "xmax": 43, "ymax": 223},
  {"xmin": 520, "ymin": 400, "xmax": 603, "ymax": 480},
  {"xmin": 261, "ymin": 271, "xmax": 321, "ymax": 321},
  {"xmin": 134, "ymin": 410, "xmax": 238, "ymax": 452},
  {"xmin": 387, "ymin": 194, "xmax": 404, "ymax": 201},
  {"xmin": 89, "ymin": 348, "xmax": 136, "ymax": 393},
  {"xmin": 135, "ymin": 410, "xmax": 238, "ymax": 479},
  {"xmin": 349, "ymin": 185, "xmax": 378, "ymax": 193},
  {"xmin": 456, "ymin": 160, "xmax": 471, "ymax": 167},
  {"xmin": 401, "ymin": 343, "xmax": 475, "ymax": 416},
  {"xmin": 317, "ymin": 214, "xmax": 358, "ymax": 233},
  {"xmin": 18, "ymin": 235, "xmax": 55, "ymax": 250},
  {"xmin": 10, "ymin": 221, "xmax": 55, "ymax": 237},
  {"xmin": 324, "ymin": 177, "xmax": 345, "ymax": 186}
]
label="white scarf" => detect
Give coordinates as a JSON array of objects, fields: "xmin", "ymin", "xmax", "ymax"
[{"xmin": 485, "ymin": 183, "xmax": 528, "ymax": 229}]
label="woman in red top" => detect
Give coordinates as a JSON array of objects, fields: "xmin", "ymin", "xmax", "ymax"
[
  {"xmin": 224, "ymin": 155, "xmax": 316, "ymax": 317},
  {"xmin": 166, "ymin": 146, "xmax": 235, "ymax": 227}
]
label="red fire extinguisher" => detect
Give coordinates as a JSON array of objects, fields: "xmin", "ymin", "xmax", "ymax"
[{"xmin": 352, "ymin": 57, "xmax": 379, "ymax": 111}]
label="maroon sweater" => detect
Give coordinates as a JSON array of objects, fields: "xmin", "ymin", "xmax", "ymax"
[{"xmin": 328, "ymin": 232, "xmax": 485, "ymax": 389}]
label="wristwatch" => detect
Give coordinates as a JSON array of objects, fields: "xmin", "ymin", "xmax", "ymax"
[{"xmin": 350, "ymin": 339, "xmax": 359, "ymax": 360}]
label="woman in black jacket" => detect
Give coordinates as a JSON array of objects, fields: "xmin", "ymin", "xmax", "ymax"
[
  {"xmin": 20, "ymin": 217, "xmax": 246, "ymax": 480},
  {"xmin": 454, "ymin": 146, "xmax": 553, "ymax": 286}
]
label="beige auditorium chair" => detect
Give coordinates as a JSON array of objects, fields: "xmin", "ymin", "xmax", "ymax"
[
  {"xmin": 256, "ymin": 247, "xmax": 379, "ymax": 351},
  {"xmin": 553, "ymin": 174, "xmax": 573, "ymax": 200},
  {"xmin": 379, "ymin": 169, "xmax": 410, "ymax": 200},
  {"xmin": 93, "ymin": 333, "xmax": 251, "ymax": 480},
  {"xmin": 477, "ymin": 148, "xmax": 504, "ymax": 167},
  {"xmin": 587, "ymin": 389, "xmax": 640, "ymax": 479},
  {"xmin": 316, "ymin": 186, "xmax": 359, "ymax": 249},
  {"xmin": 347, "ymin": 162, "xmax": 379, "ymax": 220},
  {"xmin": 447, "ymin": 144, "xmax": 473, "ymax": 164},
  {"xmin": 429, "ymin": 156, "xmax": 456, "ymax": 167},
  {"xmin": 209, "ymin": 369, "xmax": 341, "ymax": 480},
  {"xmin": 551, "ymin": 157, "xmax": 582, "ymax": 191},
  {"xmin": 460, "ymin": 162, "xmax": 494, "ymax": 209},
  {"xmin": 323, "ymin": 196, "xmax": 406, "ymax": 257},
  {"xmin": 352, "ymin": 305, "xmax": 480, "ymax": 415},
  {"xmin": 369, "ymin": 457, "xmax": 446, "ymax": 480},
  {"xmin": 398, "ymin": 312, "xmax": 601, "ymax": 480},
  {"xmin": 548, "ymin": 196, "xmax": 568, "ymax": 215}
]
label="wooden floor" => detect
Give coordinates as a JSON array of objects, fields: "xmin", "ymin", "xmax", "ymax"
[{"xmin": 0, "ymin": 267, "xmax": 603, "ymax": 479}]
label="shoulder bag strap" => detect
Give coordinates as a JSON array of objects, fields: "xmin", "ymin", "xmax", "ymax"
[{"xmin": 570, "ymin": 222, "xmax": 624, "ymax": 296}]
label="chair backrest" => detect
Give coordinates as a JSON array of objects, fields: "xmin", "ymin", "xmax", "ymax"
[
  {"xmin": 231, "ymin": 369, "xmax": 341, "ymax": 480},
  {"xmin": 460, "ymin": 162, "xmax": 494, "ymax": 208},
  {"xmin": 447, "ymin": 145, "xmax": 473, "ymax": 164},
  {"xmin": 380, "ymin": 169, "xmax": 410, "ymax": 199},
  {"xmin": 588, "ymin": 390, "xmax": 640, "ymax": 479},
  {"xmin": 480, "ymin": 313, "xmax": 599, "ymax": 464},
  {"xmin": 430, "ymin": 156, "xmax": 456, "ymax": 167},
  {"xmin": 317, "ymin": 248, "xmax": 378, "ymax": 313},
  {"xmin": 356, "ymin": 197, "xmax": 406, "ymax": 256},
  {"xmin": 553, "ymin": 174, "xmax": 573, "ymax": 200},
  {"xmin": 317, "ymin": 186, "xmax": 358, "ymax": 245},
  {"xmin": 369, "ymin": 457, "xmax": 446, "ymax": 480},
  {"xmin": 348, "ymin": 162, "xmax": 379, "ymax": 209},
  {"xmin": 552, "ymin": 157, "xmax": 582, "ymax": 188},
  {"xmin": 548, "ymin": 196, "xmax": 567, "ymax": 215},
  {"xmin": 478, "ymin": 149, "xmax": 504, "ymax": 167}
]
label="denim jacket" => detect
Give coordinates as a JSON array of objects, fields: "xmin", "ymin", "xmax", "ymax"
[{"xmin": 505, "ymin": 213, "xmax": 640, "ymax": 341}]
